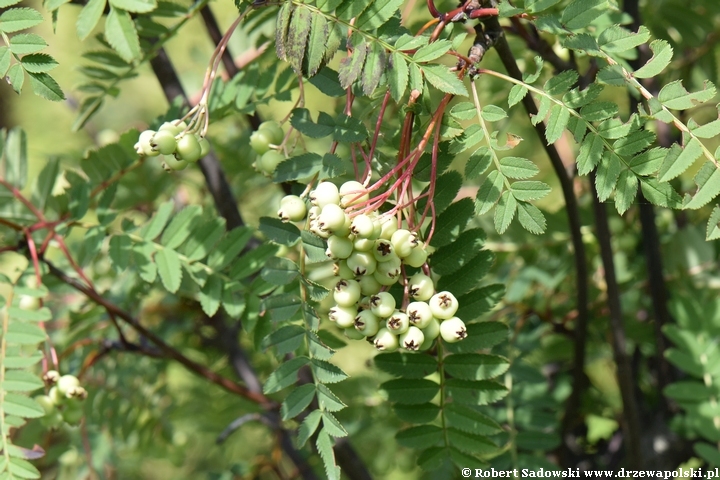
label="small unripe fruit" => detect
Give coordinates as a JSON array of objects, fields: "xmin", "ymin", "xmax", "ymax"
[
  {"xmin": 43, "ymin": 370, "xmax": 60, "ymax": 385},
  {"xmin": 407, "ymin": 301, "xmax": 433, "ymax": 329},
  {"xmin": 373, "ymin": 328, "xmax": 399, "ymax": 352},
  {"xmin": 333, "ymin": 261, "xmax": 355, "ymax": 280},
  {"xmin": 199, "ymin": 137, "xmax": 211, "ymax": 157},
  {"xmin": 310, "ymin": 219, "xmax": 330, "ymax": 239},
  {"xmin": 399, "ymin": 326, "xmax": 425, "ymax": 351},
  {"xmin": 358, "ymin": 275, "xmax": 382, "ymax": 296},
  {"xmin": 18, "ymin": 295, "xmax": 40, "ymax": 311},
  {"xmin": 49, "ymin": 386, "xmax": 63, "ymax": 404},
  {"xmin": 326, "ymin": 235, "xmax": 354, "ymax": 259},
  {"xmin": 258, "ymin": 120, "xmax": 284, "ymax": 145},
  {"xmin": 318, "ymin": 204, "xmax": 347, "ymax": 232},
  {"xmin": 350, "ymin": 215, "xmax": 375, "ymax": 238},
  {"xmin": 353, "ymin": 237, "xmax": 374, "ymax": 252},
  {"xmin": 354, "ymin": 310, "xmax": 380, "ymax": 336},
  {"xmin": 40, "ymin": 410, "xmax": 64, "ymax": 429},
  {"xmin": 423, "ymin": 318, "xmax": 441, "ymax": 340},
  {"xmin": 373, "ymin": 270, "xmax": 399, "ymax": 286},
  {"xmin": 139, "ymin": 130, "xmax": 159, "ymax": 157},
  {"xmin": 372, "ymin": 239, "xmax": 395, "ymax": 262},
  {"xmin": 249, "ymin": 129, "xmax": 273, "ymax": 154},
  {"xmin": 409, "ymin": 273, "xmax": 435, "ymax": 301},
  {"xmin": 328, "ymin": 305, "xmax": 357, "ymax": 329},
  {"xmin": 258, "ymin": 151, "xmax": 285, "ymax": 175},
  {"xmin": 370, "ymin": 292, "xmax": 396, "ymax": 318},
  {"xmin": 57, "ymin": 375, "xmax": 80, "ymax": 397},
  {"xmin": 277, "ymin": 195, "xmax": 307, "ymax": 222},
  {"xmin": 339, "ymin": 181, "xmax": 369, "ymax": 207},
  {"xmin": 176, "ymin": 134, "xmax": 202, "ymax": 163},
  {"xmin": 344, "ymin": 327, "xmax": 366, "ymax": 340},
  {"xmin": 162, "ymin": 154, "xmax": 187, "ymax": 171},
  {"xmin": 375, "ymin": 257, "xmax": 401, "ymax": 283},
  {"xmin": 440, "ymin": 317, "xmax": 467, "ymax": 343},
  {"xmin": 391, "ymin": 229, "xmax": 418, "ymax": 258},
  {"xmin": 429, "ymin": 291, "xmax": 459, "ymax": 320},
  {"xmin": 62, "ymin": 404, "xmax": 84, "ymax": 426},
  {"xmin": 334, "ymin": 279, "xmax": 361, "ymax": 307},
  {"xmin": 151, "ymin": 129, "xmax": 177, "ymax": 155},
  {"xmin": 378, "ymin": 216, "xmax": 398, "ymax": 240},
  {"xmin": 310, "ymin": 182, "xmax": 340, "ymax": 208},
  {"xmin": 159, "ymin": 120, "xmax": 187, "ymax": 135},
  {"xmin": 404, "ymin": 245, "xmax": 428, "ymax": 268},
  {"xmin": 308, "ymin": 206, "xmax": 321, "ymax": 222},
  {"xmin": 386, "ymin": 311, "xmax": 410, "ymax": 334},
  {"xmin": 346, "ymin": 252, "xmax": 377, "ymax": 276},
  {"xmin": 34, "ymin": 395, "xmax": 56, "ymax": 415}
]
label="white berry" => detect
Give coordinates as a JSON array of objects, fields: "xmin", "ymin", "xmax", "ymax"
[
  {"xmin": 386, "ymin": 311, "xmax": 410, "ymax": 334},
  {"xmin": 346, "ymin": 252, "xmax": 377, "ymax": 276},
  {"xmin": 334, "ymin": 279, "xmax": 361, "ymax": 307},
  {"xmin": 354, "ymin": 310, "xmax": 380, "ymax": 337},
  {"xmin": 409, "ymin": 273, "xmax": 435, "ymax": 301},
  {"xmin": 339, "ymin": 181, "xmax": 369, "ymax": 207},
  {"xmin": 350, "ymin": 214, "xmax": 375, "ymax": 238},
  {"xmin": 440, "ymin": 317, "xmax": 467, "ymax": 343},
  {"xmin": 310, "ymin": 182, "xmax": 340, "ymax": 208},
  {"xmin": 329, "ymin": 305, "xmax": 357, "ymax": 328},
  {"xmin": 429, "ymin": 291, "xmax": 459, "ymax": 319},
  {"xmin": 373, "ymin": 328, "xmax": 399, "ymax": 352},
  {"xmin": 370, "ymin": 292, "xmax": 396, "ymax": 318},
  {"xmin": 407, "ymin": 301, "xmax": 433, "ymax": 329},
  {"xmin": 399, "ymin": 326, "xmax": 425, "ymax": 351},
  {"xmin": 326, "ymin": 235, "xmax": 353, "ymax": 259},
  {"xmin": 318, "ymin": 204, "xmax": 347, "ymax": 232},
  {"xmin": 278, "ymin": 195, "xmax": 307, "ymax": 222}
]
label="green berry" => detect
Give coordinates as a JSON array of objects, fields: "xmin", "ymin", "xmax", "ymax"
[
  {"xmin": 35, "ymin": 395, "xmax": 56, "ymax": 415},
  {"xmin": 57, "ymin": 375, "xmax": 80, "ymax": 398},
  {"xmin": 370, "ymin": 292, "xmax": 396, "ymax": 318},
  {"xmin": 18, "ymin": 295, "xmax": 40, "ymax": 311},
  {"xmin": 62, "ymin": 403, "xmax": 84, "ymax": 426},
  {"xmin": 334, "ymin": 279, "xmax": 361, "ymax": 307},
  {"xmin": 151, "ymin": 130, "xmax": 177, "ymax": 155},
  {"xmin": 318, "ymin": 204, "xmax": 347, "ymax": 232},
  {"xmin": 407, "ymin": 301, "xmax": 433, "ymax": 329},
  {"xmin": 409, "ymin": 273, "xmax": 435, "ymax": 301},
  {"xmin": 334, "ymin": 261, "xmax": 355, "ymax": 280},
  {"xmin": 278, "ymin": 195, "xmax": 307, "ymax": 222},
  {"xmin": 344, "ymin": 327, "xmax": 366, "ymax": 340},
  {"xmin": 358, "ymin": 275, "xmax": 382, "ymax": 296},
  {"xmin": 258, "ymin": 121, "xmax": 285, "ymax": 145},
  {"xmin": 258, "ymin": 150, "xmax": 285, "ymax": 175},
  {"xmin": 310, "ymin": 182, "xmax": 341, "ymax": 208},
  {"xmin": 176, "ymin": 134, "xmax": 202, "ymax": 163},
  {"xmin": 326, "ymin": 235, "xmax": 354, "ymax": 260},
  {"xmin": 329, "ymin": 305, "xmax": 356, "ymax": 328},
  {"xmin": 404, "ymin": 245, "xmax": 428, "ymax": 268},
  {"xmin": 350, "ymin": 215, "xmax": 375, "ymax": 238},
  {"xmin": 199, "ymin": 137, "xmax": 211, "ymax": 157},
  {"xmin": 162, "ymin": 155, "xmax": 188, "ymax": 171},
  {"xmin": 339, "ymin": 181, "xmax": 369, "ymax": 207},
  {"xmin": 249, "ymin": 130, "xmax": 273, "ymax": 154},
  {"xmin": 372, "ymin": 239, "xmax": 395, "ymax": 262},
  {"xmin": 352, "ymin": 237, "xmax": 374, "ymax": 252},
  {"xmin": 354, "ymin": 310, "xmax": 380, "ymax": 337},
  {"xmin": 373, "ymin": 328, "xmax": 399, "ymax": 352},
  {"xmin": 346, "ymin": 252, "xmax": 377, "ymax": 276}
]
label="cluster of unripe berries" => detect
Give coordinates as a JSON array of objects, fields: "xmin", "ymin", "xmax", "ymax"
[
  {"xmin": 34, "ymin": 371, "xmax": 87, "ymax": 428},
  {"xmin": 277, "ymin": 181, "xmax": 468, "ymax": 351},
  {"xmin": 249, "ymin": 121, "xmax": 286, "ymax": 176},
  {"xmin": 135, "ymin": 120, "xmax": 210, "ymax": 171}
]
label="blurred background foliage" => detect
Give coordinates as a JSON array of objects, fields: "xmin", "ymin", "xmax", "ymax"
[{"xmin": 3, "ymin": 0, "xmax": 720, "ymax": 478}]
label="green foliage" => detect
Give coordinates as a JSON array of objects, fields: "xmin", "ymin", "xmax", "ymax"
[
  {"xmin": 0, "ymin": 253, "xmax": 47, "ymax": 480},
  {"xmin": 664, "ymin": 293, "xmax": 720, "ymax": 467},
  {"xmin": 0, "ymin": 7, "xmax": 63, "ymax": 100}
]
